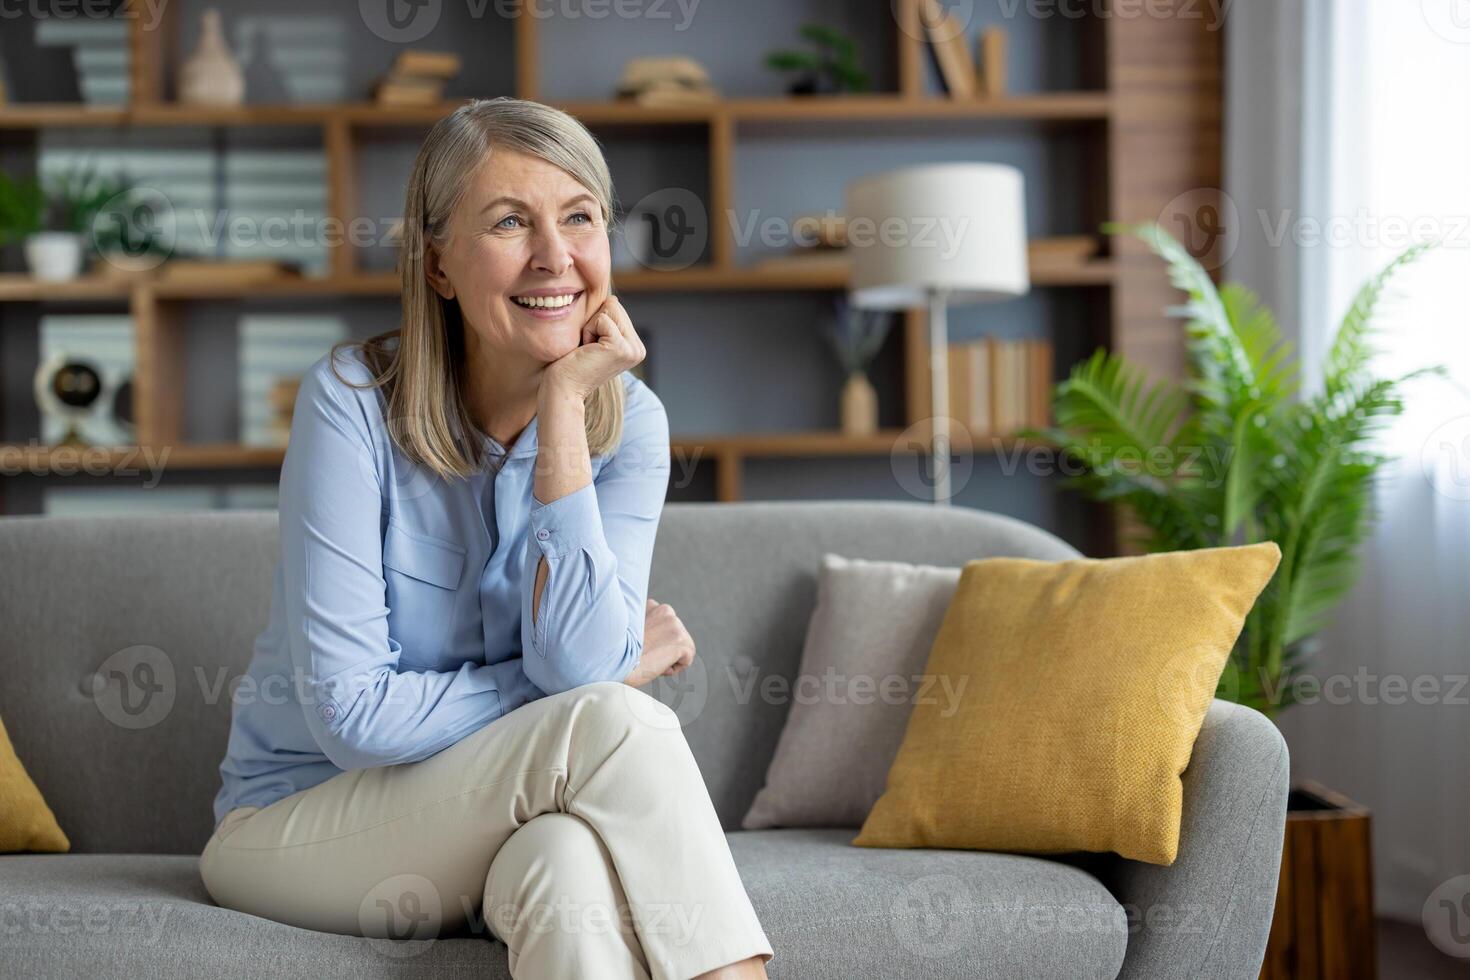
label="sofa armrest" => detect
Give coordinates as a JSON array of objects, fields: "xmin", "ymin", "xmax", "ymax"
[{"xmin": 1108, "ymin": 699, "xmax": 1290, "ymax": 980}]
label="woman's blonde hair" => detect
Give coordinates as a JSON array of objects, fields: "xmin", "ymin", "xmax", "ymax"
[{"xmin": 329, "ymin": 96, "xmax": 624, "ymax": 480}]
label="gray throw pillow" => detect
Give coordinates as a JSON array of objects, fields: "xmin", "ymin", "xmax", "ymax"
[{"xmin": 741, "ymin": 553, "xmax": 963, "ymax": 830}]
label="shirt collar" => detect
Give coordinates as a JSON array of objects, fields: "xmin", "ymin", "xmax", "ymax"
[{"xmin": 470, "ymin": 412, "xmax": 540, "ymax": 460}]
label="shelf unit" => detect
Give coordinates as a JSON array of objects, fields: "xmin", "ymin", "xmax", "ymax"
[{"xmin": 0, "ymin": 0, "xmax": 1222, "ymax": 549}]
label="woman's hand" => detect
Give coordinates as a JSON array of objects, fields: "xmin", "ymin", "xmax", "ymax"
[
  {"xmin": 542, "ymin": 295, "xmax": 646, "ymax": 401},
  {"xmin": 622, "ymin": 598, "xmax": 696, "ymax": 688}
]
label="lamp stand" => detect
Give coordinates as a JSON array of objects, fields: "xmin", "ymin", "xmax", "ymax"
[{"xmin": 927, "ymin": 288, "xmax": 951, "ymax": 506}]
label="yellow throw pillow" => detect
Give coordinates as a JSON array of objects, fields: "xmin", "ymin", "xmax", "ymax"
[
  {"xmin": 852, "ymin": 542, "xmax": 1281, "ymax": 866},
  {"xmin": 0, "ymin": 711, "xmax": 69, "ymax": 853}
]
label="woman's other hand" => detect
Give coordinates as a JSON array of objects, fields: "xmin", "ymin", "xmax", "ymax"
[{"xmin": 622, "ymin": 598, "xmax": 695, "ymax": 688}]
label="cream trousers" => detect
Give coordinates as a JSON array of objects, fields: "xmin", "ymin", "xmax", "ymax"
[{"xmin": 199, "ymin": 680, "xmax": 774, "ymax": 980}]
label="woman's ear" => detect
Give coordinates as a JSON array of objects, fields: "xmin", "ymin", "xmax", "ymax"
[{"xmin": 423, "ymin": 242, "xmax": 455, "ymax": 301}]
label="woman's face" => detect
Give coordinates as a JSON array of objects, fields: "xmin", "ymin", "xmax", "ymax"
[{"xmin": 426, "ymin": 147, "xmax": 610, "ymax": 367}]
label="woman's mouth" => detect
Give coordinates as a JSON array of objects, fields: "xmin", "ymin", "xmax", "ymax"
[{"xmin": 510, "ymin": 290, "xmax": 583, "ymax": 320}]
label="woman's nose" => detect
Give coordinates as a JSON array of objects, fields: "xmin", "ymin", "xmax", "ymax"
[{"xmin": 530, "ymin": 227, "xmax": 574, "ymax": 276}]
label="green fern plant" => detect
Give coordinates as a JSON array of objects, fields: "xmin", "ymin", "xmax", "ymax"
[{"xmin": 1022, "ymin": 223, "xmax": 1440, "ymax": 718}]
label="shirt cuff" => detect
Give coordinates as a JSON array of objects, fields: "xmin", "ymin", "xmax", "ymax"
[
  {"xmin": 490, "ymin": 658, "xmax": 543, "ymax": 715},
  {"xmin": 528, "ymin": 480, "xmax": 606, "ymax": 559}
]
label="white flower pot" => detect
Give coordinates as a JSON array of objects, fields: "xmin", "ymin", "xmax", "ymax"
[{"xmin": 24, "ymin": 232, "xmax": 84, "ymax": 282}]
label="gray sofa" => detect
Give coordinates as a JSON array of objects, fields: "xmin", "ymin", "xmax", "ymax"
[{"xmin": 0, "ymin": 501, "xmax": 1288, "ymax": 979}]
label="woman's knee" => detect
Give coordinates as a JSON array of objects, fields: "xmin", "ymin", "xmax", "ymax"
[
  {"xmin": 485, "ymin": 813, "xmax": 628, "ymax": 933},
  {"xmin": 495, "ymin": 812, "xmax": 600, "ymax": 864},
  {"xmin": 561, "ymin": 680, "xmax": 682, "ymax": 738}
]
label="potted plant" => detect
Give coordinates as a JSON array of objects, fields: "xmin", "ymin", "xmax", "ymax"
[
  {"xmin": 88, "ymin": 182, "xmax": 173, "ymax": 278},
  {"xmin": 764, "ymin": 23, "xmax": 870, "ymax": 96},
  {"xmin": 1028, "ymin": 222, "xmax": 1438, "ymax": 979},
  {"xmin": 0, "ymin": 159, "xmax": 128, "ymax": 281}
]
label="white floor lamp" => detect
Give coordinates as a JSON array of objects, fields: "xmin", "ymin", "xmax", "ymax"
[{"xmin": 845, "ymin": 163, "xmax": 1030, "ymax": 505}]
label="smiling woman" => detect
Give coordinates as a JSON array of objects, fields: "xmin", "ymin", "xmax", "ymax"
[{"xmin": 197, "ymin": 97, "xmax": 772, "ymax": 980}]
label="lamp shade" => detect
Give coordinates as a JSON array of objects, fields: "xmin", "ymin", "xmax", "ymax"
[{"xmin": 845, "ymin": 163, "xmax": 1029, "ymax": 309}]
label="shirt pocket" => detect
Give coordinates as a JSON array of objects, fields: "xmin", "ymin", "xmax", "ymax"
[{"xmin": 382, "ymin": 518, "xmax": 466, "ymax": 667}]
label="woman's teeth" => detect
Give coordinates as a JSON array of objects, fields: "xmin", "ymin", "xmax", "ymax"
[{"xmin": 513, "ymin": 293, "xmax": 579, "ymax": 309}]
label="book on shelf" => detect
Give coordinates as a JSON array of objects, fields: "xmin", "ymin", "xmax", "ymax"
[
  {"xmin": 391, "ymin": 50, "xmax": 462, "ymax": 79},
  {"xmin": 922, "ymin": 0, "xmax": 976, "ymax": 99},
  {"xmin": 977, "ymin": 27, "xmax": 1007, "ymax": 98},
  {"xmin": 158, "ymin": 259, "xmax": 304, "ymax": 284},
  {"xmin": 945, "ymin": 336, "xmax": 1054, "ymax": 438},
  {"xmin": 373, "ymin": 75, "xmax": 445, "ymax": 107},
  {"xmin": 1027, "ymin": 235, "xmax": 1099, "ymax": 267},
  {"xmin": 372, "ymin": 49, "xmax": 460, "ymax": 107},
  {"xmin": 750, "ymin": 248, "xmax": 851, "ymax": 274}
]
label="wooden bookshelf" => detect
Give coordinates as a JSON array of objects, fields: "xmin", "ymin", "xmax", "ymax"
[
  {"xmin": 0, "ymin": 95, "xmax": 1111, "ymax": 130},
  {"xmin": 0, "ymin": 257, "xmax": 1115, "ymax": 304},
  {"xmin": 0, "ymin": 0, "xmax": 1221, "ymax": 535},
  {"xmin": 0, "ymin": 429, "xmax": 1044, "ymax": 504}
]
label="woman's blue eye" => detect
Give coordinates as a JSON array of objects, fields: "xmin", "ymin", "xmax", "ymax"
[
  {"xmin": 496, "ymin": 215, "xmax": 521, "ymax": 229},
  {"xmin": 569, "ymin": 211, "xmax": 591, "ymax": 224}
]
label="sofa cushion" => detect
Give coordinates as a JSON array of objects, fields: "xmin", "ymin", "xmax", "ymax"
[
  {"xmin": 0, "ymin": 853, "xmax": 509, "ymax": 979},
  {"xmin": 854, "ymin": 543, "xmax": 1282, "ymax": 866},
  {"xmin": 730, "ymin": 829, "xmax": 1128, "ymax": 979},
  {"xmin": 3, "ymin": 831, "xmax": 1127, "ymax": 979},
  {"xmin": 0, "ymin": 710, "xmax": 69, "ymax": 853},
  {"xmin": 743, "ymin": 554, "xmax": 962, "ymax": 830}
]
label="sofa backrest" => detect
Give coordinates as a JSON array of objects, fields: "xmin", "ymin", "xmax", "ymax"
[{"xmin": 0, "ymin": 501, "xmax": 1079, "ymax": 854}]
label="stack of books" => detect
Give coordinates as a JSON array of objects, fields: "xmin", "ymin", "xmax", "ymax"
[
  {"xmin": 920, "ymin": 0, "xmax": 1007, "ymax": 99},
  {"xmin": 945, "ymin": 336, "xmax": 1054, "ymax": 438},
  {"xmin": 373, "ymin": 50, "xmax": 461, "ymax": 107}
]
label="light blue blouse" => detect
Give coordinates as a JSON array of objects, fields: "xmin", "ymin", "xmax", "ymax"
[{"xmin": 211, "ymin": 343, "xmax": 671, "ymax": 831}]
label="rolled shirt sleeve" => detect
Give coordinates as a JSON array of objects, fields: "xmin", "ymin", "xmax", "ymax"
[
  {"xmin": 283, "ymin": 353, "xmax": 539, "ymax": 772},
  {"xmin": 520, "ymin": 378, "xmax": 671, "ymax": 694}
]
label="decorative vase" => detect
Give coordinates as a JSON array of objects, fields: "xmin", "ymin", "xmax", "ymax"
[
  {"xmin": 1259, "ymin": 780, "xmax": 1376, "ymax": 980},
  {"xmin": 840, "ymin": 371, "xmax": 877, "ymax": 436},
  {"xmin": 24, "ymin": 232, "xmax": 83, "ymax": 281},
  {"xmin": 180, "ymin": 9, "xmax": 244, "ymax": 106}
]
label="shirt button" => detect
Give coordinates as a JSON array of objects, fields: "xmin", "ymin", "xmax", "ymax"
[
  {"xmin": 536, "ymin": 529, "xmax": 550, "ymax": 541},
  {"xmin": 321, "ymin": 704, "xmax": 336, "ymax": 722}
]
